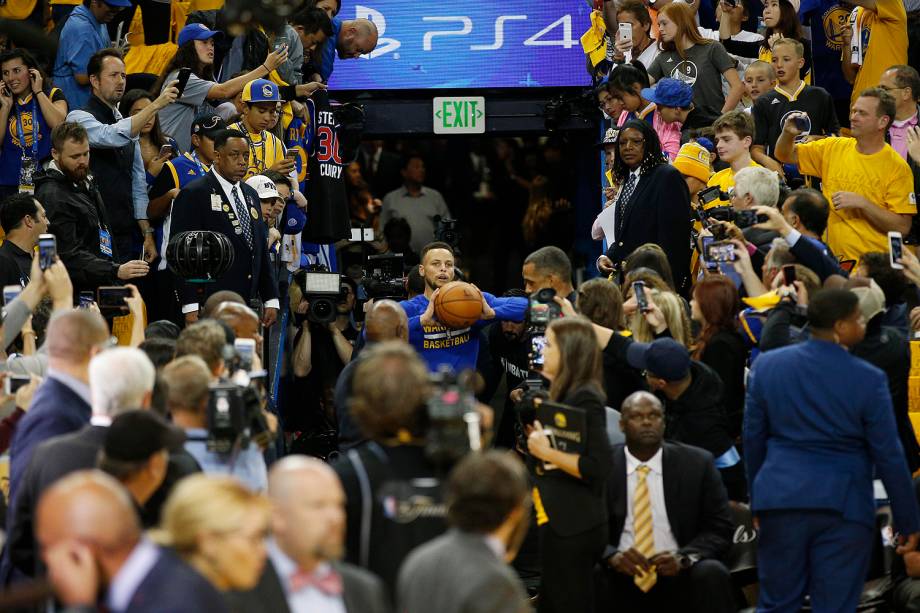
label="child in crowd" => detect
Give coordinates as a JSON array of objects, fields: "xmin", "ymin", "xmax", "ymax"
[
  {"xmin": 742, "ymin": 60, "xmax": 777, "ymax": 109},
  {"xmin": 231, "ymin": 79, "xmax": 290, "ymax": 179},
  {"xmin": 595, "ymin": 79, "xmax": 625, "ymax": 124},
  {"xmin": 641, "ymin": 78, "xmax": 695, "ymax": 160},
  {"xmin": 707, "ymin": 110, "xmax": 758, "ymax": 208},
  {"xmin": 752, "ymin": 38, "xmax": 839, "ymax": 186}
]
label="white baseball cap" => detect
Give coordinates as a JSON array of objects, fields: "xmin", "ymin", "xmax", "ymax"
[{"xmin": 245, "ymin": 175, "xmax": 281, "ymax": 200}]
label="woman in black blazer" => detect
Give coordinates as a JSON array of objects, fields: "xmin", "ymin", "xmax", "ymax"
[
  {"xmin": 597, "ymin": 119, "xmax": 691, "ymax": 294},
  {"xmin": 527, "ymin": 316, "xmax": 612, "ymax": 613}
]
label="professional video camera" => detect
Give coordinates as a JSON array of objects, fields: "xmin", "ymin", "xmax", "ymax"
[
  {"xmin": 362, "ymin": 253, "xmax": 407, "ymax": 301},
  {"xmin": 206, "ymin": 348, "xmax": 272, "ymax": 454},
  {"xmin": 425, "ymin": 367, "xmax": 482, "ymax": 466},
  {"xmin": 434, "ymin": 216, "xmax": 461, "ymax": 253},
  {"xmin": 294, "ymin": 265, "xmax": 350, "ymax": 324}
]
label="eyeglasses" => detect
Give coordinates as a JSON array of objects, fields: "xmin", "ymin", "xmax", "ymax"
[
  {"xmin": 878, "ymin": 85, "xmax": 907, "ymax": 93},
  {"xmin": 618, "ymin": 138, "xmax": 646, "ymax": 148}
]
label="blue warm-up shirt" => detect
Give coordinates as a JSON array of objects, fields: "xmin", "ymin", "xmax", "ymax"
[{"xmin": 401, "ymin": 293, "xmax": 527, "ymax": 373}]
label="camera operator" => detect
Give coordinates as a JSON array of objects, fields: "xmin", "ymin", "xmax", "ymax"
[
  {"xmin": 478, "ymin": 289, "xmax": 530, "ymax": 449},
  {"xmin": 288, "ymin": 270, "xmax": 357, "ymax": 440},
  {"xmin": 332, "ymin": 342, "xmax": 456, "ymax": 595},
  {"xmin": 162, "ymin": 354, "xmax": 268, "ymax": 492},
  {"xmin": 523, "ymin": 316, "xmax": 612, "ymax": 613}
]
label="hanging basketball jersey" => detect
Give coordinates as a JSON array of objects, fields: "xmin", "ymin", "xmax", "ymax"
[{"xmin": 304, "ymin": 90, "xmax": 350, "ymax": 243}]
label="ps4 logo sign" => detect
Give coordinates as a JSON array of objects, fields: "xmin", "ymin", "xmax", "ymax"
[{"xmin": 355, "ymin": 6, "xmax": 578, "ymax": 59}]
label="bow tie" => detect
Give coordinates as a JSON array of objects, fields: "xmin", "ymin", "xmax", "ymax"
[{"xmin": 289, "ymin": 567, "xmax": 343, "ymax": 596}]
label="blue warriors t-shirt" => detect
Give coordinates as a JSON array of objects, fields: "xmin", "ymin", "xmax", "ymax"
[
  {"xmin": 402, "ymin": 293, "xmax": 527, "ymax": 372},
  {"xmin": 800, "ymin": 0, "xmax": 855, "ymax": 102},
  {"xmin": 0, "ymin": 89, "xmax": 66, "ymax": 188}
]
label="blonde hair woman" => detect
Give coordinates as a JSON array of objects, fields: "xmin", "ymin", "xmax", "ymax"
[
  {"xmin": 627, "ymin": 288, "xmax": 692, "ymax": 345},
  {"xmin": 154, "ymin": 474, "xmax": 271, "ymax": 593}
]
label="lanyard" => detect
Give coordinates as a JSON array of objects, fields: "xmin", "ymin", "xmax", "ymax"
[
  {"xmin": 187, "ymin": 151, "xmax": 209, "ymax": 174},
  {"xmin": 234, "ymin": 121, "xmax": 266, "ymax": 173},
  {"xmin": 15, "ymin": 96, "xmax": 39, "ymax": 160}
]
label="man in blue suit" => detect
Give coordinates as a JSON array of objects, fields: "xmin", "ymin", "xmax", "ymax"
[
  {"xmin": 36, "ymin": 470, "xmax": 228, "ymax": 612},
  {"xmin": 745, "ymin": 288, "xmax": 920, "ymax": 612}
]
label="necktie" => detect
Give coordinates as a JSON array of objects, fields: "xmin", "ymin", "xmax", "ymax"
[
  {"xmin": 289, "ymin": 567, "xmax": 344, "ymax": 595},
  {"xmin": 231, "ymin": 185, "xmax": 253, "ymax": 249},
  {"xmin": 616, "ymin": 172, "xmax": 638, "ymax": 239},
  {"xmin": 633, "ymin": 465, "xmax": 658, "ymax": 592}
]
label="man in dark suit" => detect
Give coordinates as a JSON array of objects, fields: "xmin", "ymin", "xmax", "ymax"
[
  {"xmin": 745, "ymin": 288, "xmax": 920, "ymax": 612},
  {"xmin": 170, "ymin": 128, "xmax": 279, "ymax": 328},
  {"xmin": 36, "ymin": 470, "xmax": 228, "ymax": 612},
  {"xmin": 229, "ymin": 456, "xmax": 389, "ymax": 613},
  {"xmin": 601, "ymin": 391, "xmax": 735, "ymax": 613},
  {"xmin": 397, "ymin": 451, "xmax": 531, "ymax": 613}
]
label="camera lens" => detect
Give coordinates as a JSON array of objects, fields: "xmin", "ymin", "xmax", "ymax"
[{"xmin": 312, "ymin": 299, "xmax": 333, "ymax": 319}]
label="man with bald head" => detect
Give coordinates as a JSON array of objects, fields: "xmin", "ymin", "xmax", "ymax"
[
  {"xmin": 229, "ymin": 456, "xmax": 388, "ymax": 613},
  {"xmin": 598, "ymin": 391, "xmax": 735, "ymax": 612},
  {"xmin": 213, "ymin": 301, "xmax": 263, "ymax": 353},
  {"xmin": 36, "ymin": 470, "xmax": 227, "ymax": 611},
  {"xmin": 333, "ymin": 299, "xmax": 408, "ymax": 451},
  {"xmin": 319, "ymin": 17, "xmax": 379, "ymax": 82}
]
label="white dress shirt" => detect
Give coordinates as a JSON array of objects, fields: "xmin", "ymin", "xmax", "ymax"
[
  {"xmin": 267, "ymin": 539, "xmax": 346, "ymax": 613},
  {"xmin": 106, "ymin": 537, "xmax": 161, "ymax": 612},
  {"xmin": 618, "ymin": 447, "xmax": 679, "ymax": 553},
  {"xmin": 181, "ymin": 168, "xmax": 280, "ymax": 314}
]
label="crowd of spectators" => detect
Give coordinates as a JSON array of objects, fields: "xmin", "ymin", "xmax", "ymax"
[{"xmin": 0, "ymin": 0, "xmax": 918, "ymax": 612}]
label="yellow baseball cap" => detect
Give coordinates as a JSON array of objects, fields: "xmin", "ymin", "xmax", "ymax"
[{"xmin": 672, "ymin": 142, "xmax": 711, "ymax": 184}]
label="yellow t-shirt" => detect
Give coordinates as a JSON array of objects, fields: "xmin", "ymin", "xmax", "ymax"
[
  {"xmin": 705, "ymin": 159, "xmax": 759, "ymax": 209},
  {"xmin": 851, "ymin": 2, "xmax": 908, "ymax": 105},
  {"xmin": 796, "ymin": 137, "xmax": 916, "ymax": 262},
  {"xmin": 232, "ymin": 121, "xmax": 286, "ymax": 180}
]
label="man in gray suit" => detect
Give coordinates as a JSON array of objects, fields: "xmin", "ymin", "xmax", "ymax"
[
  {"xmin": 397, "ymin": 450, "xmax": 532, "ymax": 613},
  {"xmin": 229, "ymin": 456, "xmax": 389, "ymax": 613}
]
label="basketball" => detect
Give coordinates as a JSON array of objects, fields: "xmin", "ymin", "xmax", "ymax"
[{"xmin": 434, "ymin": 281, "xmax": 483, "ymax": 329}]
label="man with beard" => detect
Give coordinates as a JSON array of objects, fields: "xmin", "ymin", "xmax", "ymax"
[
  {"xmin": 403, "ymin": 242, "xmax": 527, "ymax": 372},
  {"xmin": 34, "ymin": 122, "xmax": 149, "ymax": 293},
  {"xmin": 67, "ymin": 48, "xmax": 178, "ymax": 265},
  {"xmin": 229, "ymin": 456, "xmax": 389, "ymax": 613},
  {"xmin": 599, "ymin": 391, "xmax": 735, "ymax": 613},
  {"xmin": 478, "ymin": 289, "xmax": 531, "ymax": 449}
]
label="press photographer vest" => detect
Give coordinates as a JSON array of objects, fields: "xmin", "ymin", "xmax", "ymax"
[{"xmin": 83, "ymin": 96, "xmax": 137, "ymax": 240}]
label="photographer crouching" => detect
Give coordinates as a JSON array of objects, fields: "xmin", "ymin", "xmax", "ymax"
[{"xmin": 332, "ymin": 341, "xmax": 492, "ymax": 598}]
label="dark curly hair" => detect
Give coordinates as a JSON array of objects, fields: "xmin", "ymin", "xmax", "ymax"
[{"xmin": 611, "ymin": 119, "xmax": 666, "ymax": 184}]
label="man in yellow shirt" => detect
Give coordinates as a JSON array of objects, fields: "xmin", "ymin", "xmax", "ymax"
[
  {"xmin": 775, "ymin": 88, "xmax": 916, "ymax": 264},
  {"xmin": 842, "ymin": 0, "xmax": 908, "ymax": 106},
  {"xmin": 706, "ymin": 110, "xmax": 759, "ymax": 209}
]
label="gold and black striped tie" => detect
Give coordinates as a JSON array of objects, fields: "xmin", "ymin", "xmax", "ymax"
[{"xmin": 633, "ymin": 465, "xmax": 657, "ymax": 592}]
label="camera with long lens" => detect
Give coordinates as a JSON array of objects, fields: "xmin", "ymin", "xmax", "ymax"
[
  {"xmin": 425, "ymin": 367, "xmax": 481, "ymax": 466},
  {"xmin": 702, "ymin": 205, "xmax": 768, "ymax": 230},
  {"xmin": 295, "ymin": 265, "xmax": 348, "ymax": 324},
  {"xmin": 206, "ymin": 344, "xmax": 273, "ymax": 454},
  {"xmin": 362, "ymin": 253, "xmax": 407, "ymax": 300}
]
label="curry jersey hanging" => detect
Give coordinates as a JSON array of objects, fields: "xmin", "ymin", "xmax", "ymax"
[{"xmin": 303, "ymin": 90, "xmax": 350, "ymax": 243}]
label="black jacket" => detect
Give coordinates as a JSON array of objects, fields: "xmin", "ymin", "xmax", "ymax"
[
  {"xmin": 169, "ymin": 170, "xmax": 278, "ymax": 308},
  {"xmin": 34, "ymin": 167, "xmax": 119, "ymax": 292},
  {"xmin": 530, "ymin": 385, "xmax": 612, "ymax": 538},
  {"xmin": 660, "ymin": 361, "xmax": 734, "ymax": 459},
  {"xmin": 607, "ymin": 442, "xmax": 733, "ymax": 561},
  {"xmin": 699, "ymin": 329, "xmax": 747, "ymax": 440},
  {"xmin": 0, "ymin": 240, "xmax": 32, "ymax": 289},
  {"xmin": 604, "ymin": 164, "xmax": 691, "ymax": 292}
]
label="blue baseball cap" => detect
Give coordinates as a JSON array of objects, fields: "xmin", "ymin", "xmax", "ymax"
[
  {"xmin": 641, "ymin": 78, "xmax": 694, "ymax": 109},
  {"xmin": 282, "ymin": 200, "xmax": 307, "ymax": 235},
  {"xmin": 626, "ymin": 338, "xmax": 691, "ymax": 381},
  {"xmin": 102, "ymin": 0, "xmax": 133, "ymax": 8},
  {"xmin": 241, "ymin": 79, "xmax": 280, "ymax": 104},
  {"xmin": 178, "ymin": 23, "xmax": 224, "ymax": 47}
]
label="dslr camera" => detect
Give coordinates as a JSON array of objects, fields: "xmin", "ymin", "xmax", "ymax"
[
  {"xmin": 294, "ymin": 265, "xmax": 350, "ymax": 324},
  {"xmin": 425, "ymin": 367, "xmax": 482, "ymax": 466},
  {"xmin": 527, "ymin": 288, "xmax": 563, "ymax": 331}
]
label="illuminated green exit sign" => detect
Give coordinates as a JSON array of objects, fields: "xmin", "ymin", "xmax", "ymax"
[{"xmin": 433, "ymin": 96, "xmax": 485, "ymax": 134}]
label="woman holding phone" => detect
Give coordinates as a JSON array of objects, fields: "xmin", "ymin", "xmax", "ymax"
[
  {"xmin": 155, "ymin": 23, "xmax": 288, "ymax": 153},
  {"xmin": 119, "ymin": 89, "xmax": 178, "ymax": 185},
  {"xmin": 526, "ymin": 316, "xmax": 612, "ymax": 613}
]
